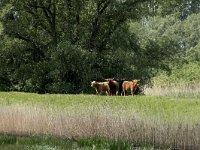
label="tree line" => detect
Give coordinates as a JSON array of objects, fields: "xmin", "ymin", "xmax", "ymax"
[{"xmin": 0, "ymin": 0, "xmax": 199, "ymax": 93}]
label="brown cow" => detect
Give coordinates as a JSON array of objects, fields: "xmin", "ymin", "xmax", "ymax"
[
  {"xmin": 105, "ymin": 78, "xmax": 119, "ymax": 96},
  {"xmin": 115, "ymin": 79, "xmax": 125, "ymax": 96},
  {"xmin": 122, "ymin": 80, "xmax": 140, "ymax": 96},
  {"xmin": 91, "ymin": 81, "xmax": 110, "ymax": 95}
]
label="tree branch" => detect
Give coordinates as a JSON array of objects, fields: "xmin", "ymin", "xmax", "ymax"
[
  {"xmin": 25, "ymin": 1, "xmax": 57, "ymax": 46},
  {"xmin": 98, "ymin": 18, "xmax": 126, "ymax": 51},
  {"xmin": 98, "ymin": 0, "xmax": 110, "ymax": 15},
  {"xmin": 87, "ymin": 0, "xmax": 111, "ymax": 50}
]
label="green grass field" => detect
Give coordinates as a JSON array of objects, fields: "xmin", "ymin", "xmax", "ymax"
[
  {"xmin": 1, "ymin": 92, "xmax": 200, "ymax": 121},
  {"xmin": 0, "ymin": 92, "xmax": 200, "ymax": 149}
]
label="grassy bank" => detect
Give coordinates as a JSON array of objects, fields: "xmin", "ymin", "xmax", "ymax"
[{"xmin": 0, "ymin": 92, "xmax": 200, "ymax": 149}]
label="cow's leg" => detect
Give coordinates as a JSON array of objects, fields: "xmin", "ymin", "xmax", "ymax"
[
  {"xmin": 118, "ymin": 90, "xmax": 121, "ymax": 96},
  {"xmin": 99, "ymin": 90, "xmax": 103, "ymax": 95},
  {"xmin": 109, "ymin": 90, "xmax": 112, "ymax": 96},
  {"xmin": 131, "ymin": 90, "xmax": 133, "ymax": 96},
  {"xmin": 114, "ymin": 90, "xmax": 117, "ymax": 96},
  {"xmin": 111, "ymin": 90, "xmax": 116, "ymax": 96},
  {"xmin": 96, "ymin": 89, "xmax": 101, "ymax": 95},
  {"xmin": 131, "ymin": 88, "xmax": 134, "ymax": 96},
  {"xmin": 131, "ymin": 88, "xmax": 133, "ymax": 96},
  {"xmin": 120, "ymin": 90, "xmax": 124, "ymax": 96},
  {"xmin": 123, "ymin": 90, "xmax": 126, "ymax": 96},
  {"xmin": 107, "ymin": 90, "xmax": 110, "ymax": 96},
  {"xmin": 133, "ymin": 87, "xmax": 138, "ymax": 96},
  {"xmin": 95, "ymin": 89, "xmax": 98, "ymax": 95},
  {"xmin": 122, "ymin": 87, "xmax": 125, "ymax": 96}
]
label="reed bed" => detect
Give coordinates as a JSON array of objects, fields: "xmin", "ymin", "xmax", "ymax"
[
  {"xmin": 144, "ymin": 83, "xmax": 200, "ymax": 98},
  {"xmin": 0, "ymin": 104, "xmax": 199, "ymax": 149}
]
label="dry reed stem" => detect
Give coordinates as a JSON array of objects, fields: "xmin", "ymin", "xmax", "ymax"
[
  {"xmin": 0, "ymin": 104, "xmax": 199, "ymax": 149},
  {"xmin": 144, "ymin": 83, "xmax": 200, "ymax": 97}
]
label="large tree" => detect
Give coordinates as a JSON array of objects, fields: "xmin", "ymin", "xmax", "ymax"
[
  {"xmin": 0, "ymin": 0, "xmax": 150, "ymax": 93},
  {"xmin": 0, "ymin": 0, "xmax": 148, "ymax": 52}
]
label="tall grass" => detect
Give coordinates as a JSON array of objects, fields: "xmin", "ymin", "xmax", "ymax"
[
  {"xmin": 148, "ymin": 62, "xmax": 200, "ymax": 98},
  {"xmin": 0, "ymin": 93, "xmax": 200, "ymax": 149},
  {"xmin": 144, "ymin": 83, "xmax": 200, "ymax": 98}
]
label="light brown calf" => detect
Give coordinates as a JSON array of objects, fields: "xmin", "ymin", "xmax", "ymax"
[
  {"xmin": 91, "ymin": 81, "xmax": 110, "ymax": 95},
  {"xmin": 122, "ymin": 80, "xmax": 140, "ymax": 96}
]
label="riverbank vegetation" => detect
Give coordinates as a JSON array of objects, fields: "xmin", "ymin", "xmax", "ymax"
[{"xmin": 0, "ymin": 92, "xmax": 200, "ymax": 149}]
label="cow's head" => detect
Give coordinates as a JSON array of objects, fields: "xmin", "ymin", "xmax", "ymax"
[
  {"xmin": 132, "ymin": 80, "xmax": 140, "ymax": 84},
  {"xmin": 91, "ymin": 81, "xmax": 97, "ymax": 87}
]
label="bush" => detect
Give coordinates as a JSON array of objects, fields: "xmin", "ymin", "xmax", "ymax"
[{"xmin": 153, "ymin": 62, "xmax": 200, "ymax": 86}]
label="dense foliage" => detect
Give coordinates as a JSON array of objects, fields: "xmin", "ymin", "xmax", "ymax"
[{"xmin": 0, "ymin": 0, "xmax": 199, "ymax": 93}]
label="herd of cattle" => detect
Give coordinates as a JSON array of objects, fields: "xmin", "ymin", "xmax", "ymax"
[{"xmin": 91, "ymin": 78, "xmax": 142, "ymax": 96}]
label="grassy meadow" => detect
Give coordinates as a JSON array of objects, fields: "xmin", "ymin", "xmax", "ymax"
[{"xmin": 0, "ymin": 92, "xmax": 200, "ymax": 149}]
